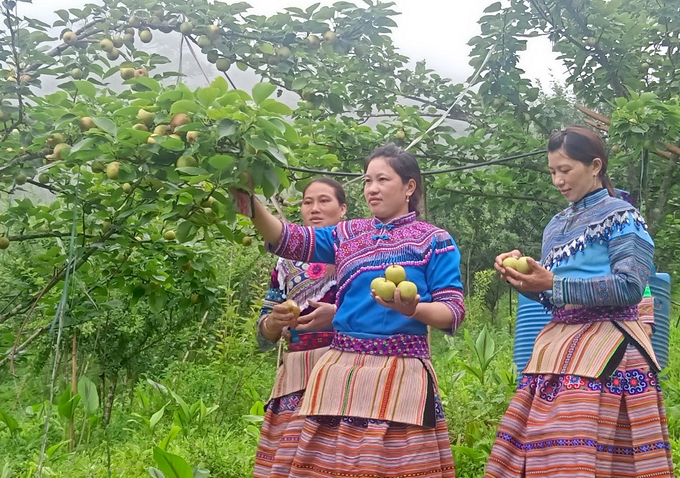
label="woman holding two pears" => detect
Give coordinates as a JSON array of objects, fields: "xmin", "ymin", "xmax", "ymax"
[
  {"xmin": 485, "ymin": 126, "xmax": 673, "ymax": 477},
  {"xmin": 254, "ymin": 178, "xmax": 347, "ymax": 477},
  {"xmin": 244, "ymin": 144, "xmax": 465, "ymax": 478}
]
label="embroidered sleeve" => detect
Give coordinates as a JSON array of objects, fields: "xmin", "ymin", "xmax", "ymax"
[
  {"xmin": 552, "ymin": 215, "xmax": 654, "ymax": 308},
  {"xmin": 425, "ymin": 232, "xmax": 466, "ymax": 334},
  {"xmin": 266, "ymin": 221, "xmax": 336, "ymax": 264},
  {"xmin": 256, "ymin": 266, "xmax": 285, "ymax": 352}
]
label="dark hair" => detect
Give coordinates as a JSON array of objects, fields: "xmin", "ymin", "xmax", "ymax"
[
  {"xmin": 302, "ymin": 177, "xmax": 347, "ymax": 206},
  {"xmin": 364, "ymin": 143, "xmax": 422, "ymax": 216},
  {"xmin": 548, "ymin": 126, "xmax": 616, "ymax": 197}
]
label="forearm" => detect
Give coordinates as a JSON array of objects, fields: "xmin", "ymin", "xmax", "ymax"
[
  {"xmin": 409, "ymin": 301, "xmax": 463, "ymax": 332},
  {"xmin": 252, "ymin": 199, "xmax": 283, "ymax": 246}
]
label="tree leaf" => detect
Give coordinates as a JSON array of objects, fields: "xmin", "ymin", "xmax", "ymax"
[
  {"xmin": 170, "ymin": 100, "xmax": 200, "ymax": 115},
  {"xmin": 252, "ymin": 82, "xmax": 277, "ymax": 105},
  {"xmin": 72, "ymin": 80, "xmax": 96, "ymax": 98},
  {"xmin": 208, "ymin": 154, "xmax": 235, "ymax": 171},
  {"xmin": 93, "ymin": 117, "xmax": 117, "ymax": 137},
  {"xmin": 216, "ymin": 119, "xmax": 237, "ymax": 139},
  {"xmin": 259, "ymin": 99, "xmax": 292, "ymax": 115}
]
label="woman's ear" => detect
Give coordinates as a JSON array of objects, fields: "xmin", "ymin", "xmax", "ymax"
[
  {"xmin": 592, "ymin": 157, "xmax": 603, "ymax": 176},
  {"xmin": 406, "ymin": 178, "xmax": 417, "ymax": 196}
]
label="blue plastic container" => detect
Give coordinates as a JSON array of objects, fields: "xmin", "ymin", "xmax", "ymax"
[
  {"xmin": 649, "ymin": 273, "xmax": 671, "ymax": 370},
  {"xmin": 513, "ymin": 293, "xmax": 552, "ymax": 372}
]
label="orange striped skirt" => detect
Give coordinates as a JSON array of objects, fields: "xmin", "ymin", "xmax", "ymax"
[
  {"xmin": 254, "ymin": 348, "xmax": 455, "ymax": 477},
  {"xmin": 485, "ymin": 346, "xmax": 673, "ymax": 477},
  {"xmin": 254, "ymin": 394, "xmax": 455, "ymax": 478}
]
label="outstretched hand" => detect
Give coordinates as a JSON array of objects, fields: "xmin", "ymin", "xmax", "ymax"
[{"xmin": 371, "ymin": 288, "xmax": 420, "ymax": 317}]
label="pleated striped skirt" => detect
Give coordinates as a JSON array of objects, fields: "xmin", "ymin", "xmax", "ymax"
[{"xmin": 485, "ymin": 345, "xmax": 673, "ymax": 477}]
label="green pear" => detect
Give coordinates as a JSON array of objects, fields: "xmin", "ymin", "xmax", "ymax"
[
  {"xmin": 502, "ymin": 257, "xmax": 519, "ymax": 270},
  {"xmin": 516, "ymin": 257, "xmax": 532, "ymax": 274},
  {"xmin": 384, "ymin": 264, "xmax": 406, "ymax": 285},
  {"xmin": 397, "ymin": 281, "xmax": 418, "ymax": 301},
  {"xmin": 373, "ymin": 278, "xmax": 396, "ymax": 302}
]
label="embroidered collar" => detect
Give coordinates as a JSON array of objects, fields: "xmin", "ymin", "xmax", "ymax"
[
  {"xmin": 371, "ymin": 211, "xmax": 417, "ymax": 230},
  {"xmin": 570, "ymin": 188, "xmax": 608, "ymax": 211}
]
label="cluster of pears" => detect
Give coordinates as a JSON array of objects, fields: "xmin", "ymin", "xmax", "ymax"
[
  {"xmin": 502, "ymin": 256, "xmax": 532, "ymax": 274},
  {"xmin": 370, "ymin": 265, "xmax": 418, "ymax": 302}
]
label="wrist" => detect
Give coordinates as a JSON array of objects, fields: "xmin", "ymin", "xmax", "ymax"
[
  {"xmin": 405, "ymin": 304, "xmax": 419, "ymax": 319},
  {"xmin": 262, "ymin": 315, "xmax": 280, "ymax": 336}
]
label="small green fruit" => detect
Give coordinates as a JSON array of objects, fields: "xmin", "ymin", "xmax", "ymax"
[
  {"xmin": 502, "ymin": 257, "xmax": 519, "ymax": 270},
  {"xmin": 46, "ymin": 133, "xmax": 65, "ymax": 147},
  {"xmin": 241, "ymin": 236, "xmax": 252, "ymax": 247},
  {"xmin": 137, "ymin": 109, "xmax": 155, "ymax": 125},
  {"xmin": 38, "ymin": 173, "xmax": 50, "ymax": 184},
  {"xmin": 139, "ymin": 30, "xmax": 153, "ymax": 43},
  {"xmin": 63, "ymin": 31, "xmax": 78, "ymax": 45},
  {"xmin": 384, "ymin": 264, "xmax": 406, "ymax": 285},
  {"xmin": 53, "ymin": 143, "xmax": 70, "ymax": 159},
  {"xmin": 190, "ymin": 293, "xmax": 200, "ymax": 304},
  {"xmin": 197, "ymin": 35, "xmax": 212, "ymax": 48},
  {"xmin": 112, "ymin": 36, "xmax": 124, "ymax": 48},
  {"xmin": 323, "ymin": 31, "xmax": 337, "ymax": 44},
  {"xmin": 206, "ymin": 50, "xmax": 219, "ymax": 64},
  {"xmin": 0, "ymin": 237, "xmax": 9, "ymax": 249},
  {"xmin": 100, "ymin": 38, "xmax": 114, "ymax": 52},
  {"xmin": 153, "ymin": 124, "xmax": 171, "ymax": 135},
  {"xmin": 79, "ymin": 116, "xmax": 97, "ymax": 131},
  {"xmin": 106, "ymin": 161, "xmax": 120, "ymax": 180},
  {"xmin": 179, "ymin": 22, "xmax": 193, "ymax": 35},
  {"xmin": 372, "ymin": 278, "xmax": 396, "ymax": 302},
  {"xmin": 216, "ymin": 58, "xmax": 231, "ymax": 72},
  {"xmin": 307, "ymin": 34, "xmax": 321, "ymax": 49},
  {"xmin": 71, "ymin": 68, "xmax": 83, "ymax": 79},
  {"xmin": 122, "ymin": 182, "xmax": 133, "ymax": 194},
  {"xmin": 15, "ymin": 173, "xmax": 27, "ymax": 185},
  {"xmin": 395, "ymin": 129, "xmax": 405, "ymax": 140},
  {"xmin": 276, "ymin": 46, "xmax": 291, "ymax": 59},
  {"xmin": 164, "ymin": 230, "xmax": 176, "ymax": 240},
  {"xmin": 120, "ymin": 67, "xmax": 135, "ymax": 80},
  {"xmin": 516, "ymin": 257, "xmax": 532, "ymax": 274},
  {"xmin": 176, "ymin": 156, "xmax": 197, "ymax": 168},
  {"xmin": 206, "ymin": 25, "xmax": 221, "ymax": 39},
  {"xmin": 397, "ymin": 280, "xmax": 418, "ymax": 301},
  {"xmin": 107, "ymin": 48, "xmax": 120, "ymax": 61}
]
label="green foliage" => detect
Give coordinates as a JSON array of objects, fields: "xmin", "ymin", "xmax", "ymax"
[{"xmin": 1, "ymin": 0, "xmax": 680, "ymax": 477}]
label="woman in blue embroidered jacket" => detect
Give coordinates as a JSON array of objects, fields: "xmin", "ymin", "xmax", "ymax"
[
  {"xmin": 240, "ymin": 144, "xmax": 465, "ymax": 478},
  {"xmin": 254, "ymin": 178, "xmax": 346, "ymax": 477},
  {"xmin": 485, "ymin": 126, "xmax": 673, "ymax": 478}
]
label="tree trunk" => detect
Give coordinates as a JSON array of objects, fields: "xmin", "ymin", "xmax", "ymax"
[{"xmin": 102, "ymin": 372, "xmax": 117, "ymax": 427}]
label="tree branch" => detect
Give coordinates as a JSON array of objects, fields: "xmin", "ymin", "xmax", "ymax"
[{"xmin": 441, "ymin": 187, "xmax": 562, "ymax": 206}]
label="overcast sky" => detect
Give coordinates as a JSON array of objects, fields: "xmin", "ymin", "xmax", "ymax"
[{"xmin": 18, "ymin": 0, "xmax": 566, "ymax": 91}]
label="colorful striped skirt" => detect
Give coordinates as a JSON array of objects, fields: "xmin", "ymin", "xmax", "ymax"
[
  {"xmin": 254, "ymin": 345, "xmax": 456, "ymax": 477},
  {"xmin": 485, "ymin": 346, "xmax": 673, "ymax": 477}
]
